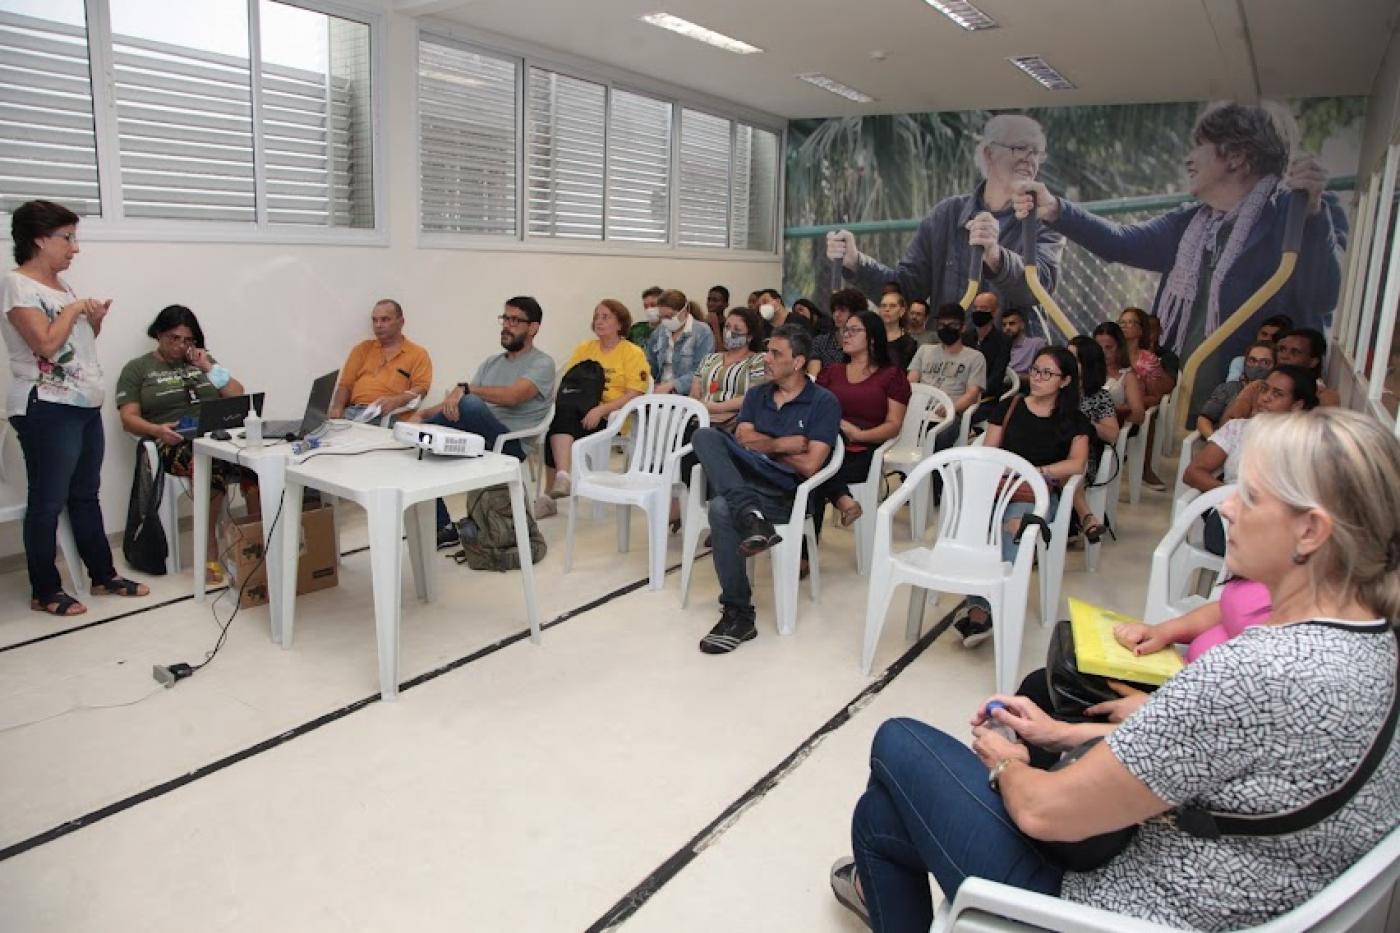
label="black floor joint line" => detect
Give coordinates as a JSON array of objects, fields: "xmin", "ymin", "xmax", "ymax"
[
  {"xmin": 0, "ymin": 545, "xmax": 373, "ymax": 655},
  {"xmin": 0, "ymin": 559, "xmax": 674, "ymax": 863},
  {"xmin": 583, "ymin": 605, "xmax": 960, "ymax": 933}
]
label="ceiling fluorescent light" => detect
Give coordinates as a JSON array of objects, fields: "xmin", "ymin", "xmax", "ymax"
[
  {"xmin": 1008, "ymin": 55, "xmax": 1076, "ymax": 90},
  {"xmin": 796, "ymin": 73, "xmax": 874, "ymax": 103},
  {"xmin": 639, "ymin": 13, "xmax": 762, "ymax": 54},
  {"xmin": 923, "ymin": 0, "xmax": 998, "ymax": 31}
]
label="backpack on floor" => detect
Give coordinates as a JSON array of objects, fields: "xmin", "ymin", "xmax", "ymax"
[
  {"xmin": 452, "ymin": 484, "xmax": 546, "ymax": 572},
  {"xmin": 122, "ymin": 440, "xmax": 169, "ymax": 575}
]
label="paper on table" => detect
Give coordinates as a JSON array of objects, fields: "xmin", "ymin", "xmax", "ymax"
[{"xmin": 1068, "ymin": 596, "xmax": 1184, "ymax": 686}]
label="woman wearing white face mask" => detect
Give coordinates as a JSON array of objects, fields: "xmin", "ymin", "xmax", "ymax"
[
  {"xmin": 645, "ymin": 289, "xmax": 715, "ymax": 396},
  {"xmin": 671, "ymin": 306, "xmax": 770, "ymax": 529}
]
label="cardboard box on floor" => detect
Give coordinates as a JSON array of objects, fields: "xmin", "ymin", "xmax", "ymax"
[{"xmin": 219, "ymin": 501, "xmax": 338, "ymax": 608}]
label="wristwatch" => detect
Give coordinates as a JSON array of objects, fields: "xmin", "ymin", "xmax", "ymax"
[
  {"xmin": 457, "ymin": 382, "xmax": 470, "ymax": 394},
  {"xmin": 988, "ymin": 757, "xmax": 1018, "ymax": 791}
]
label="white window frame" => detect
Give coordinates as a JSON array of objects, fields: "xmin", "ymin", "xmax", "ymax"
[
  {"xmin": 3, "ymin": 0, "xmax": 389, "ymax": 246},
  {"xmin": 413, "ymin": 19, "xmax": 784, "ymax": 261}
]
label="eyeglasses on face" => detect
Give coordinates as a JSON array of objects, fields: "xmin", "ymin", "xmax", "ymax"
[
  {"xmin": 497, "ymin": 315, "xmax": 532, "ymax": 327},
  {"xmin": 160, "ymin": 333, "xmax": 196, "ymax": 346},
  {"xmin": 990, "ymin": 141, "xmax": 1046, "ymax": 161},
  {"xmin": 1028, "ymin": 366, "xmax": 1064, "ymax": 380},
  {"xmin": 50, "ymin": 232, "xmax": 78, "ymax": 244},
  {"xmin": 840, "ymin": 326, "xmax": 865, "ymax": 337}
]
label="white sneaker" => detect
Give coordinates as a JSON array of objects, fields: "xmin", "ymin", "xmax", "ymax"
[
  {"xmin": 534, "ymin": 494, "xmax": 557, "ymax": 518},
  {"xmin": 549, "ymin": 474, "xmax": 572, "ymax": 500}
]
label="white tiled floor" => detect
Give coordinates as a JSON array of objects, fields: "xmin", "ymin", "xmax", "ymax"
[{"xmin": 0, "ymin": 473, "xmax": 1176, "ymax": 932}]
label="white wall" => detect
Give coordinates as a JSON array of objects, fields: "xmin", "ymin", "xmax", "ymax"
[{"xmin": 0, "ymin": 10, "xmax": 781, "ymax": 559}]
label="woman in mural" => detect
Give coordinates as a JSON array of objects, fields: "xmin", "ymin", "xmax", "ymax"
[
  {"xmin": 1012, "ymin": 102, "xmax": 1346, "ymax": 418},
  {"xmin": 825, "ymin": 114, "xmax": 1064, "ymax": 313}
]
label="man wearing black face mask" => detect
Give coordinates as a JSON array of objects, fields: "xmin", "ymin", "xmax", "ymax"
[
  {"xmin": 962, "ymin": 291, "xmax": 1011, "ymax": 405},
  {"xmin": 907, "ymin": 304, "xmax": 987, "ymax": 425}
]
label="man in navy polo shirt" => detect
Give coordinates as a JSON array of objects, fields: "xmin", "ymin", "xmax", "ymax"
[{"xmin": 689, "ymin": 324, "xmax": 841, "ymax": 654}]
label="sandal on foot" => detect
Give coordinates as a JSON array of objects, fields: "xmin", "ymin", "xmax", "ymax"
[
  {"xmin": 1082, "ymin": 514, "xmax": 1105, "ymax": 544},
  {"xmin": 837, "ymin": 503, "xmax": 863, "ymax": 528},
  {"xmin": 92, "ymin": 576, "xmax": 149, "ymax": 598},
  {"xmin": 205, "ymin": 561, "xmax": 225, "ymax": 585},
  {"xmin": 30, "ymin": 591, "xmax": 87, "ymax": 617}
]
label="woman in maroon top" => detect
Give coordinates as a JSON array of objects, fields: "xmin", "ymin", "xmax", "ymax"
[{"xmin": 816, "ymin": 309, "xmax": 910, "ymax": 526}]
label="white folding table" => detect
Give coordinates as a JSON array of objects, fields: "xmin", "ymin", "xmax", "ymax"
[{"xmin": 276, "ymin": 441, "xmax": 541, "ymax": 700}]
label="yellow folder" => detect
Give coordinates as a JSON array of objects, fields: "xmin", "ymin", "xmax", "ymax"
[{"xmin": 1068, "ymin": 597, "xmax": 1184, "ymax": 686}]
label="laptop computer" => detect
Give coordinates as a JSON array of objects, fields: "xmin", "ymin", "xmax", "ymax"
[
  {"xmin": 174, "ymin": 392, "xmax": 266, "ymax": 441},
  {"xmin": 264, "ymin": 370, "xmax": 339, "ymax": 440}
]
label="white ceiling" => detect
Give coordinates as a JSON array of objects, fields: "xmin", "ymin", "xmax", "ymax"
[{"xmin": 398, "ymin": 0, "xmax": 1398, "ymax": 119}]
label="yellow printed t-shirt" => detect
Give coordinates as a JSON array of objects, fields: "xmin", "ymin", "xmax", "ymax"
[
  {"xmin": 564, "ymin": 339, "xmax": 650, "ymax": 404},
  {"xmin": 339, "ymin": 337, "xmax": 433, "ymax": 405}
]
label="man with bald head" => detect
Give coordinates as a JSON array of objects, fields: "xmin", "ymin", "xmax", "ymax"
[
  {"xmin": 826, "ymin": 113, "xmax": 1064, "ymax": 315},
  {"xmin": 328, "ymin": 298, "xmax": 433, "ymax": 421}
]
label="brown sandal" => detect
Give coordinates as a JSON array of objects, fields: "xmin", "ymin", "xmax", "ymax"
[
  {"xmin": 31, "ymin": 591, "xmax": 87, "ymax": 616},
  {"xmin": 92, "ymin": 576, "xmax": 150, "ymax": 598}
]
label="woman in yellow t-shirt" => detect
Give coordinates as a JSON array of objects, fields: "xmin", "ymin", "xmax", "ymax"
[{"xmin": 538, "ymin": 299, "xmax": 650, "ymax": 514}]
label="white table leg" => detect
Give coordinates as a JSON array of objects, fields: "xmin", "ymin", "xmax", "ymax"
[
  {"xmin": 259, "ymin": 465, "xmax": 288, "ymax": 646},
  {"xmin": 366, "ymin": 489, "xmax": 405, "ymax": 700},
  {"xmin": 507, "ymin": 475, "xmax": 542, "ymax": 644},
  {"xmin": 193, "ymin": 449, "xmax": 212, "ymax": 603},
  {"xmin": 405, "ymin": 498, "xmax": 436, "ymax": 604}
]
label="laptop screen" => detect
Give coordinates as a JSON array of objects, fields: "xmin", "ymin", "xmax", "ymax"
[{"xmin": 299, "ymin": 370, "xmax": 340, "ymax": 436}]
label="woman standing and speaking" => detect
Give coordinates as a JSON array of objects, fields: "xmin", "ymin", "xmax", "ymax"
[{"xmin": 2, "ymin": 200, "xmax": 149, "ymax": 616}]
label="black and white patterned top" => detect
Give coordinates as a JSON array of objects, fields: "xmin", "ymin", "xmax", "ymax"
[
  {"xmin": 1079, "ymin": 387, "xmax": 1116, "ymax": 426},
  {"xmin": 1060, "ymin": 619, "xmax": 1400, "ymax": 931}
]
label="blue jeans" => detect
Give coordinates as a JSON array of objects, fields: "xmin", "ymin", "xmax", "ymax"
[
  {"xmin": 691, "ymin": 427, "xmax": 794, "ymax": 614},
  {"xmin": 852, "ymin": 718, "xmax": 1062, "ymax": 931},
  {"xmin": 429, "ymin": 395, "xmax": 524, "ymax": 529},
  {"xmin": 11, "ymin": 397, "xmax": 117, "ymax": 600}
]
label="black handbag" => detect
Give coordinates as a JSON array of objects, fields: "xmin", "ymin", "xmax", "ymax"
[
  {"xmin": 122, "ymin": 440, "xmax": 168, "ymax": 575},
  {"xmin": 1033, "ymin": 621, "xmax": 1400, "ymax": 873},
  {"xmin": 1044, "ymin": 619, "xmax": 1158, "ymax": 719}
]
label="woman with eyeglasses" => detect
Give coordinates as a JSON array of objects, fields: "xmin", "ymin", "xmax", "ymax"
[
  {"xmin": 815, "ymin": 309, "xmax": 910, "ymax": 528},
  {"xmin": 953, "ymin": 346, "xmax": 1090, "ymax": 648},
  {"xmin": 115, "ymin": 304, "xmax": 259, "ymax": 585},
  {"xmin": 2, "ymin": 200, "xmax": 150, "ymax": 616}
]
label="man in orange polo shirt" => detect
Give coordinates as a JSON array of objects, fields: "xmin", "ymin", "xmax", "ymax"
[{"xmin": 327, "ymin": 299, "xmax": 433, "ymax": 421}]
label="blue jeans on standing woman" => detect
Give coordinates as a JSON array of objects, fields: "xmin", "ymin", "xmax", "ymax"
[
  {"xmin": 11, "ymin": 395, "xmax": 118, "ymax": 601},
  {"xmin": 852, "ymin": 717, "xmax": 1062, "ymax": 931}
]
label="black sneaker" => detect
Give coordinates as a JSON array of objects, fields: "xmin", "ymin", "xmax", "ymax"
[
  {"xmin": 436, "ymin": 524, "xmax": 460, "ymax": 550},
  {"xmin": 952, "ymin": 604, "xmax": 993, "ymax": 648},
  {"xmin": 699, "ymin": 608, "xmax": 758, "ymax": 654},
  {"xmin": 736, "ymin": 508, "xmax": 782, "ymax": 557}
]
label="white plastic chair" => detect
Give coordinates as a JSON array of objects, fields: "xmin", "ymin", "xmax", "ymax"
[
  {"xmin": 845, "ymin": 381, "xmax": 957, "ymax": 571},
  {"xmin": 1101, "ymin": 421, "xmax": 1135, "ymax": 545},
  {"xmin": 565, "ymin": 395, "xmax": 705, "ymax": 591},
  {"xmin": 1171, "ymin": 429, "xmax": 1210, "ymax": 521},
  {"xmin": 955, "ymin": 369, "xmax": 1020, "ymax": 447},
  {"xmin": 1036, "ymin": 473, "xmax": 1082, "ymax": 626},
  {"xmin": 1125, "ymin": 402, "xmax": 1159, "ymax": 504},
  {"xmin": 1155, "ymin": 383, "xmax": 1181, "ymax": 459},
  {"xmin": 378, "ymin": 394, "xmax": 421, "ymax": 427},
  {"xmin": 861, "ymin": 447, "xmax": 1047, "ymax": 692},
  {"xmin": 0, "ymin": 423, "xmax": 87, "ymax": 596},
  {"xmin": 679, "ymin": 437, "xmax": 845, "ymax": 636},
  {"xmin": 877, "ymin": 385, "xmax": 957, "ymax": 543},
  {"xmin": 931, "ymin": 824, "xmax": 1400, "ymax": 932},
  {"xmin": 1082, "ymin": 444, "xmax": 1118, "ymax": 573},
  {"xmin": 1143, "ymin": 483, "xmax": 1233, "ymax": 626},
  {"xmin": 493, "ymin": 402, "xmax": 555, "ymax": 501}
]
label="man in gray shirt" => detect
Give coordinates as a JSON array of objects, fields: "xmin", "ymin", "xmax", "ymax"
[{"xmin": 411, "ymin": 295, "xmax": 556, "ymax": 546}]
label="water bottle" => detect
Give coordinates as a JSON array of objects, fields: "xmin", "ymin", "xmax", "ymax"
[
  {"xmin": 243, "ymin": 400, "xmax": 264, "ymax": 450},
  {"xmin": 983, "ymin": 700, "xmax": 1021, "ymax": 743}
]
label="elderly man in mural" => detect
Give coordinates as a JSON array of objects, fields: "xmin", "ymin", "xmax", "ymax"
[
  {"xmin": 1012, "ymin": 101, "xmax": 1347, "ymax": 417},
  {"xmin": 825, "ymin": 114, "xmax": 1065, "ymax": 315}
]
